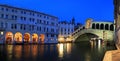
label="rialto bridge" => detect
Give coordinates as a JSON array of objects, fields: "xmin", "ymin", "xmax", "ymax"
[{"xmin": 71, "ymin": 19, "xmax": 114, "ymax": 42}]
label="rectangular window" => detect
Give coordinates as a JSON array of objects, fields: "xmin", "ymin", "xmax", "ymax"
[
  {"xmin": 47, "ymin": 28, "xmax": 48, "ymax": 32},
  {"xmin": 12, "ymin": 9, "xmax": 14, "ymax": 12},
  {"xmin": 12, "ymin": 15, "xmax": 14, "ymax": 19},
  {"xmin": 37, "ymin": 14, "xmax": 39, "ymax": 17},
  {"xmin": 21, "ymin": 11, "xmax": 23, "ymax": 14},
  {"xmin": 15, "ymin": 24, "xmax": 17, "ymax": 29},
  {"xmin": 47, "ymin": 16, "xmax": 49, "ymax": 19},
  {"xmin": 24, "ymin": 11, "xmax": 26, "ymax": 14},
  {"xmin": 51, "ymin": 34, "xmax": 54, "ymax": 37},
  {"xmin": 15, "ymin": 16, "xmax": 17, "ymax": 20},
  {"xmin": 1, "ymin": 22, "xmax": 3, "ymax": 28},
  {"xmin": 29, "ymin": 25, "xmax": 31, "ymax": 31},
  {"xmin": 47, "ymin": 21, "xmax": 49, "ymax": 25},
  {"xmin": 1, "ymin": 7, "xmax": 4, "ymax": 11},
  {"xmin": 6, "ymin": 15, "xmax": 8, "ymax": 19},
  {"xmin": 6, "ymin": 8, "xmax": 8, "ymax": 11},
  {"xmin": 44, "ymin": 27, "xmax": 46, "ymax": 31},
  {"xmin": 15, "ymin": 10, "xmax": 17, "ymax": 13},
  {"xmin": 5, "ymin": 23, "xmax": 7, "ymax": 28},
  {"xmin": 24, "ymin": 17, "xmax": 26, "ymax": 20},
  {"xmin": 1, "ymin": 14, "xmax": 4, "ymax": 18},
  {"xmin": 44, "ymin": 21, "xmax": 46, "ymax": 24},
  {"xmin": 32, "ymin": 18, "xmax": 34, "ymax": 22},
  {"xmin": 11, "ymin": 24, "xmax": 13, "ymax": 29},
  {"xmin": 32, "ymin": 25, "xmax": 34, "ymax": 30},
  {"xmin": 24, "ymin": 25, "xmax": 26, "ymax": 30},
  {"xmin": 32, "ymin": 13, "xmax": 34, "ymax": 16},
  {"xmin": 20, "ymin": 24, "xmax": 22, "ymax": 30},
  {"xmin": 40, "ymin": 15, "xmax": 42, "ymax": 17},
  {"xmin": 40, "ymin": 20, "xmax": 41, "ymax": 23},
  {"xmin": 39, "ymin": 27, "xmax": 41, "ymax": 31},
  {"xmin": 44, "ymin": 16, "xmax": 46, "ymax": 18},
  {"xmin": 21, "ymin": 17, "xmax": 23, "ymax": 20}
]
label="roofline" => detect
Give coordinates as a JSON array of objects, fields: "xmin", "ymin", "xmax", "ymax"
[{"xmin": 0, "ymin": 4, "xmax": 59, "ymax": 19}]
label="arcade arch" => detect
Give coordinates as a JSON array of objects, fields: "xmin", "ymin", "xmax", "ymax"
[
  {"xmin": 5, "ymin": 32, "xmax": 13, "ymax": 44},
  {"xmin": 14, "ymin": 32, "xmax": 22, "ymax": 43},
  {"xmin": 24, "ymin": 33, "xmax": 30, "ymax": 43},
  {"xmin": 39, "ymin": 34, "xmax": 45, "ymax": 43},
  {"xmin": 32, "ymin": 33, "xmax": 38, "ymax": 43}
]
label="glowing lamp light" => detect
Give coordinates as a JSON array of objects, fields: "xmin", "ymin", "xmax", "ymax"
[{"xmin": 1, "ymin": 32, "xmax": 3, "ymax": 35}]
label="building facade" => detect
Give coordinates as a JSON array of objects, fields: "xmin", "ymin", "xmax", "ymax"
[
  {"xmin": 0, "ymin": 4, "xmax": 59, "ymax": 44},
  {"xmin": 58, "ymin": 21, "xmax": 74, "ymax": 42}
]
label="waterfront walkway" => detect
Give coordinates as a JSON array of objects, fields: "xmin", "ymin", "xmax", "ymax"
[{"xmin": 103, "ymin": 45, "xmax": 120, "ymax": 61}]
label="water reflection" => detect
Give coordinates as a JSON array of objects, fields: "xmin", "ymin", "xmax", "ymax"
[
  {"xmin": 39, "ymin": 45, "xmax": 44, "ymax": 56},
  {"xmin": 6, "ymin": 45, "xmax": 13, "ymax": 61},
  {"xmin": 58, "ymin": 43, "xmax": 64, "ymax": 58},
  {"xmin": 0, "ymin": 42, "xmax": 116, "ymax": 61},
  {"xmin": 66, "ymin": 43, "xmax": 72, "ymax": 55},
  {"xmin": 85, "ymin": 53, "xmax": 91, "ymax": 61},
  {"xmin": 31, "ymin": 45, "xmax": 38, "ymax": 58},
  {"xmin": 13, "ymin": 45, "xmax": 22, "ymax": 59},
  {"xmin": 57, "ymin": 43, "xmax": 72, "ymax": 58},
  {"xmin": 23, "ymin": 45, "xmax": 30, "ymax": 58}
]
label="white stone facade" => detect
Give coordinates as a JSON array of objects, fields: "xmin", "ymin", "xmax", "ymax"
[
  {"xmin": 58, "ymin": 21, "xmax": 74, "ymax": 42},
  {"xmin": 0, "ymin": 4, "xmax": 59, "ymax": 44}
]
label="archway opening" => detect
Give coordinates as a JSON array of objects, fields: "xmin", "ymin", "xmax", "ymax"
[
  {"xmin": 110, "ymin": 24, "xmax": 114, "ymax": 31},
  {"xmin": 5, "ymin": 32, "xmax": 13, "ymax": 44},
  {"xmin": 96, "ymin": 23, "xmax": 99, "ymax": 29},
  {"xmin": 75, "ymin": 33, "xmax": 99, "ymax": 42},
  {"xmin": 92, "ymin": 23, "xmax": 95, "ymax": 29},
  {"xmin": 100, "ymin": 24, "xmax": 104, "ymax": 30},
  {"xmin": 105, "ymin": 24, "xmax": 109, "ymax": 30},
  {"xmin": 14, "ymin": 32, "xmax": 22, "ymax": 43},
  {"xmin": 24, "ymin": 33, "xmax": 30, "ymax": 43},
  {"xmin": 32, "ymin": 33, "xmax": 38, "ymax": 43},
  {"xmin": 39, "ymin": 34, "xmax": 45, "ymax": 43}
]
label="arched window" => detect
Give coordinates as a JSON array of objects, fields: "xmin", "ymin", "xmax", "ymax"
[
  {"xmin": 92, "ymin": 23, "xmax": 95, "ymax": 29},
  {"xmin": 110, "ymin": 24, "xmax": 114, "ymax": 31},
  {"xmin": 105, "ymin": 24, "xmax": 109, "ymax": 30},
  {"xmin": 100, "ymin": 24, "xmax": 104, "ymax": 30},
  {"xmin": 96, "ymin": 23, "xmax": 99, "ymax": 29}
]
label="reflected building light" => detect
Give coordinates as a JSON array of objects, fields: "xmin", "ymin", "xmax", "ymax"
[
  {"xmin": 31, "ymin": 45, "xmax": 38, "ymax": 58},
  {"xmin": 50, "ymin": 45, "xmax": 54, "ymax": 52},
  {"xmin": 14, "ymin": 45, "xmax": 22, "ymax": 59},
  {"xmin": 39, "ymin": 45, "xmax": 44, "ymax": 56},
  {"xmin": 24, "ymin": 45, "xmax": 30, "ymax": 58},
  {"xmin": 90, "ymin": 41, "xmax": 94, "ymax": 49},
  {"xmin": 98, "ymin": 40, "xmax": 102, "ymax": 53},
  {"xmin": 85, "ymin": 53, "xmax": 91, "ymax": 61},
  {"xmin": 66, "ymin": 43, "xmax": 71, "ymax": 55},
  {"xmin": 98, "ymin": 39, "xmax": 101, "ymax": 50},
  {"xmin": 58, "ymin": 44, "xmax": 64, "ymax": 58},
  {"xmin": 7, "ymin": 45, "xmax": 13, "ymax": 60}
]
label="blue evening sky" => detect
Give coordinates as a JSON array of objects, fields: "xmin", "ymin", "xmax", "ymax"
[{"xmin": 0, "ymin": 0, "xmax": 114, "ymax": 24}]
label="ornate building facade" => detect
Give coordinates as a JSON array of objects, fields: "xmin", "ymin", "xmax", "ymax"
[{"xmin": 0, "ymin": 4, "xmax": 59, "ymax": 44}]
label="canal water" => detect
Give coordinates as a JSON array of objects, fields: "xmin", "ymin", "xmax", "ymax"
[{"xmin": 0, "ymin": 42, "xmax": 116, "ymax": 61}]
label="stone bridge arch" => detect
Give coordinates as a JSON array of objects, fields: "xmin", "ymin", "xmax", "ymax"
[
  {"xmin": 75, "ymin": 33, "xmax": 99, "ymax": 42},
  {"xmin": 72, "ymin": 29, "xmax": 114, "ymax": 42}
]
